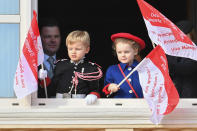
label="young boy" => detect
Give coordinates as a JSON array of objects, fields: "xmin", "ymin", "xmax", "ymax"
[
  {"xmin": 43, "ymin": 30, "xmax": 103, "ymax": 104},
  {"xmin": 102, "ymin": 33, "xmax": 145, "ymax": 98}
]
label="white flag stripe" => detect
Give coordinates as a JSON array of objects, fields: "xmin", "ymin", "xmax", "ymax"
[
  {"xmin": 144, "ymin": 19, "xmax": 197, "ymax": 61},
  {"xmin": 137, "ymin": 58, "xmax": 168, "ymax": 115},
  {"xmin": 14, "ymin": 53, "xmax": 37, "ymax": 99},
  {"xmin": 37, "ymin": 35, "xmax": 44, "ymax": 65}
]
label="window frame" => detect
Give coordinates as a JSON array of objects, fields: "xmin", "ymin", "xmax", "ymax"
[
  {"xmin": 0, "ymin": 1, "xmax": 197, "ymax": 128},
  {"xmin": 0, "ymin": 0, "xmax": 32, "ymax": 107},
  {"xmin": 30, "ymin": 0, "xmax": 197, "ymax": 107}
]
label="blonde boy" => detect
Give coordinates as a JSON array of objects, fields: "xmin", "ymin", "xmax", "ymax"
[{"xmin": 51, "ymin": 30, "xmax": 102, "ymax": 104}]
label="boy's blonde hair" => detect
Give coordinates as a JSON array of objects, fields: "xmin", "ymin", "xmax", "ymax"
[
  {"xmin": 66, "ymin": 30, "xmax": 90, "ymax": 47},
  {"xmin": 113, "ymin": 38, "xmax": 140, "ymax": 52}
]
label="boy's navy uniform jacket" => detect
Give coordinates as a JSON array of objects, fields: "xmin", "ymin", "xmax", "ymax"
[
  {"xmin": 103, "ymin": 60, "xmax": 143, "ymax": 98},
  {"xmin": 50, "ymin": 59, "xmax": 102, "ymax": 97}
]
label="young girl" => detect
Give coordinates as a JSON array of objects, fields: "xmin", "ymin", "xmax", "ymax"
[{"xmin": 103, "ymin": 33, "xmax": 145, "ymax": 98}]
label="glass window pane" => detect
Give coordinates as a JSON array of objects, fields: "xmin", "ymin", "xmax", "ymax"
[
  {"xmin": 0, "ymin": 0, "xmax": 19, "ymax": 15},
  {"xmin": 0, "ymin": 24, "xmax": 19, "ymax": 98}
]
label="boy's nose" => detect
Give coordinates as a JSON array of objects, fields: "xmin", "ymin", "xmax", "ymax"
[{"xmin": 122, "ymin": 53, "xmax": 125, "ymax": 56}]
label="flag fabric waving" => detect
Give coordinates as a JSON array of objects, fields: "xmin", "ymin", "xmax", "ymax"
[
  {"xmin": 14, "ymin": 10, "xmax": 44, "ymax": 99},
  {"xmin": 136, "ymin": 45, "xmax": 179, "ymax": 124},
  {"xmin": 137, "ymin": 0, "xmax": 197, "ymax": 61}
]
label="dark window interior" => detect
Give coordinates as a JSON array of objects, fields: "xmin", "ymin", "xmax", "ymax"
[{"xmin": 38, "ymin": 0, "xmax": 188, "ymax": 73}]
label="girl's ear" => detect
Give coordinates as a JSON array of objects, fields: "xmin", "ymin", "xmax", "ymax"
[
  {"xmin": 134, "ymin": 48, "xmax": 138, "ymax": 56},
  {"xmin": 135, "ymin": 54, "xmax": 142, "ymax": 62}
]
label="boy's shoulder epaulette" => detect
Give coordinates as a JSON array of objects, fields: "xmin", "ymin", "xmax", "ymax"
[
  {"xmin": 55, "ymin": 59, "xmax": 68, "ymax": 64},
  {"xmin": 88, "ymin": 61, "xmax": 102, "ymax": 69},
  {"xmin": 54, "ymin": 59, "xmax": 70, "ymax": 75}
]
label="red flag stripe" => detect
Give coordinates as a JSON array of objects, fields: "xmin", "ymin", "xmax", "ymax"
[
  {"xmin": 31, "ymin": 14, "xmax": 40, "ymax": 37},
  {"xmin": 23, "ymin": 32, "xmax": 38, "ymax": 81}
]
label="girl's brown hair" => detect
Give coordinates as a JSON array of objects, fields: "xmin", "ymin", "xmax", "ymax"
[{"xmin": 112, "ymin": 38, "xmax": 140, "ymax": 52}]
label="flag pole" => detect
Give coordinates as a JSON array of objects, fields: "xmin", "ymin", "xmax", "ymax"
[
  {"xmin": 118, "ymin": 40, "xmax": 157, "ymax": 88},
  {"xmin": 151, "ymin": 41, "xmax": 156, "ymax": 48},
  {"xmin": 118, "ymin": 40, "xmax": 158, "ymax": 86},
  {"xmin": 117, "ymin": 58, "xmax": 146, "ymax": 87},
  {"xmin": 41, "ymin": 64, "xmax": 48, "ymax": 98},
  {"xmin": 107, "ymin": 58, "xmax": 146, "ymax": 97}
]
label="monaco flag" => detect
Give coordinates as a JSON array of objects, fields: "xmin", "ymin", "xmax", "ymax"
[
  {"xmin": 137, "ymin": 0, "xmax": 197, "ymax": 61},
  {"xmin": 14, "ymin": 10, "xmax": 44, "ymax": 99},
  {"xmin": 136, "ymin": 45, "xmax": 179, "ymax": 124}
]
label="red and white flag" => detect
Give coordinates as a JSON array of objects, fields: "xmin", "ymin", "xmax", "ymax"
[
  {"xmin": 136, "ymin": 45, "xmax": 179, "ymax": 124},
  {"xmin": 137, "ymin": 0, "xmax": 197, "ymax": 61},
  {"xmin": 14, "ymin": 11, "xmax": 44, "ymax": 99}
]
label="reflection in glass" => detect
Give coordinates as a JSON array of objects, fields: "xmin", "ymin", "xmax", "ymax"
[
  {"xmin": 0, "ymin": 24, "xmax": 19, "ymax": 97},
  {"xmin": 0, "ymin": 0, "xmax": 19, "ymax": 15}
]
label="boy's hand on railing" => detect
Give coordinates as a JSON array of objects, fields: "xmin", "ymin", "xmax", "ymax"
[{"xmin": 85, "ymin": 94, "xmax": 97, "ymax": 105}]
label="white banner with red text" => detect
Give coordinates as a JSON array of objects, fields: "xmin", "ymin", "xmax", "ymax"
[
  {"xmin": 137, "ymin": 0, "xmax": 197, "ymax": 61},
  {"xmin": 137, "ymin": 45, "xmax": 179, "ymax": 124}
]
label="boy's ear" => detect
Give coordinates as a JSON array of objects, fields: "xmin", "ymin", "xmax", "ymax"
[{"xmin": 86, "ymin": 46, "xmax": 90, "ymax": 54}]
